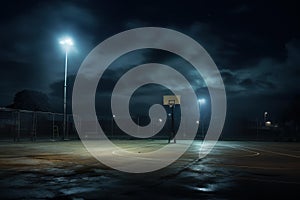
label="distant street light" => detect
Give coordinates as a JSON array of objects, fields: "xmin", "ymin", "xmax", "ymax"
[
  {"xmin": 198, "ymin": 98, "xmax": 206, "ymax": 104},
  {"xmin": 59, "ymin": 37, "xmax": 74, "ymax": 140},
  {"xmin": 198, "ymin": 98, "xmax": 206, "ymax": 138},
  {"xmin": 264, "ymin": 112, "xmax": 268, "ymax": 124}
]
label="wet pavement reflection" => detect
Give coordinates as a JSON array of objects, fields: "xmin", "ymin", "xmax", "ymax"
[{"xmin": 0, "ymin": 140, "xmax": 299, "ymax": 199}]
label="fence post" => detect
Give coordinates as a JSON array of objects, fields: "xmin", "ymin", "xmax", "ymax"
[
  {"xmin": 137, "ymin": 116, "xmax": 140, "ymax": 136},
  {"xmin": 10, "ymin": 111, "xmax": 15, "ymax": 141},
  {"xmin": 31, "ymin": 111, "xmax": 37, "ymax": 142},
  {"xmin": 16, "ymin": 111, "xmax": 20, "ymax": 142},
  {"xmin": 111, "ymin": 117, "xmax": 114, "ymax": 138},
  {"xmin": 52, "ymin": 113, "xmax": 55, "ymax": 140},
  {"xmin": 66, "ymin": 114, "xmax": 69, "ymax": 140}
]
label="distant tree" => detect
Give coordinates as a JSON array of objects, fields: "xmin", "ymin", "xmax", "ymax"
[
  {"xmin": 284, "ymin": 95, "xmax": 300, "ymax": 123},
  {"xmin": 282, "ymin": 95, "xmax": 300, "ymax": 139},
  {"xmin": 6, "ymin": 90, "xmax": 51, "ymax": 111}
]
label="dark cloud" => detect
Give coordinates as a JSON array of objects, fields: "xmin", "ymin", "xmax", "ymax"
[
  {"xmin": 0, "ymin": 1, "xmax": 103, "ymax": 98},
  {"xmin": 221, "ymin": 70, "xmax": 237, "ymax": 85},
  {"xmin": 0, "ymin": 0, "xmax": 299, "ymax": 123}
]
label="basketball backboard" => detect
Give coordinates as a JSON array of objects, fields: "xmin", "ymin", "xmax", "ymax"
[{"xmin": 163, "ymin": 95, "xmax": 181, "ymax": 106}]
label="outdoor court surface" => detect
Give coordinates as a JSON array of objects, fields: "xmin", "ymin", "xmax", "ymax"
[{"xmin": 0, "ymin": 140, "xmax": 299, "ymax": 199}]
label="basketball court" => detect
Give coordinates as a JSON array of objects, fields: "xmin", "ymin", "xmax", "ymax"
[{"xmin": 0, "ymin": 140, "xmax": 299, "ymax": 199}]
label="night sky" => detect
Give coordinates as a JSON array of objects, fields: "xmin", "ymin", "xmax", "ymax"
[{"xmin": 0, "ymin": 0, "xmax": 299, "ymax": 132}]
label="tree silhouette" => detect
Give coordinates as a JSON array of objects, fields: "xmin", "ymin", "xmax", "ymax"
[{"xmin": 7, "ymin": 89, "xmax": 51, "ymax": 111}]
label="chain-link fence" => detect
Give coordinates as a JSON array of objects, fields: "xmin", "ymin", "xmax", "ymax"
[
  {"xmin": 0, "ymin": 107, "xmax": 206, "ymax": 142},
  {"xmin": 0, "ymin": 108, "xmax": 78, "ymax": 141},
  {"xmin": 71, "ymin": 116, "xmax": 186, "ymax": 140}
]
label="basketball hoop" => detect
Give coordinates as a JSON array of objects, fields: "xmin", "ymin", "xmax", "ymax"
[{"xmin": 168, "ymin": 100, "xmax": 175, "ymax": 108}]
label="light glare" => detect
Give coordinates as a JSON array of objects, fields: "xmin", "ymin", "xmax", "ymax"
[
  {"xmin": 59, "ymin": 37, "xmax": 74, "ymax": 47},
  {"xmin": 198, "ymin": 98, "xmax": 206, "ymax": 104}
]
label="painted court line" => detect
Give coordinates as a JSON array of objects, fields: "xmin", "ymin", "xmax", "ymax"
[{"xmin": 244, "ymin": 146, "xmax": 300, "ymax": 158}]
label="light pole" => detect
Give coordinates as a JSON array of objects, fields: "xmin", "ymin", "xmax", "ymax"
[
  {"xmin": 59, "ymin": 38, "xmax": 73, "ymax": 140},
  {"xmin": 112, "ymin": 114, "xmax": 116, "ymax": 138},
  {"xmin": 198, "ymin": 98, "xmax": 206, "ymax": 138}
]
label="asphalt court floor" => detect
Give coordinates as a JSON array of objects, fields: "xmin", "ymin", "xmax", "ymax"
[{"xmin": 0, "ymin": 140, "xmax": 299, "ymax": 199}]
